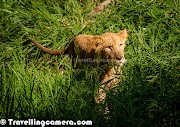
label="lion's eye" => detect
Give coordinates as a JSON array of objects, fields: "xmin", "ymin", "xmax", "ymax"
[
  {"xmin": 105, "ymin": 46, "xmax": 112, "ymax": 52},
  {"xmin": 120, "ymin": 44, "xmax": 123, "ymax": 49}
]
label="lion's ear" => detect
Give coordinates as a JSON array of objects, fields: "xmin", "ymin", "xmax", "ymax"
[
  {"xmin": 92, "ymin": 36, "xmax": 101, "ymax": 47},
  {"xmin": 117, "ymin": 29, "xmax": 128, "ymax": 41}
]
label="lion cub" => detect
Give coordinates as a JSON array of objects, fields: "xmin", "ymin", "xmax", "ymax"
[{"xmin": 25, "ymin": 28, "xmax": 128, "ymax": 115}]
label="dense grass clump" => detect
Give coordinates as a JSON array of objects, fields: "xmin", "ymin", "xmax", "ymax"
[{"xmin": 0, "ymin": 0, "xmax": 179, "ymax": 126}]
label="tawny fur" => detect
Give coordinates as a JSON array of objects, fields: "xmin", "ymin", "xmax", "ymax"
[{"xmin": 25, "ymin": 28, "xmax": 128, "ymax": 115}]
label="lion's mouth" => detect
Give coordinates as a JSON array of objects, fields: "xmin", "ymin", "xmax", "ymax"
[{"xmin": 113, "ymin": 57, "xmax": 126, "ymax": 66}]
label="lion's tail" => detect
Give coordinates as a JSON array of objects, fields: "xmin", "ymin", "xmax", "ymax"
[{"xmin": 24, "ymin": 39, "xmax": 68, "ymax": 55}]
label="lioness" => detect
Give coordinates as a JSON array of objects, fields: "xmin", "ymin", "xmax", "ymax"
[{"xmin": 25, "ymin": 28, "xmax": 128, "ymax": 115}]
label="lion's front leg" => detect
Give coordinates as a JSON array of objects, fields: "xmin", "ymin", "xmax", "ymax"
[
  {"xmin": 94, "ymin": 74, "xmax": 115, "ymax": 117},
  {"xmin": 95, "ymin": 66, "xmax": 121, "ymax": 102},
  {"xmin": 95, "ymin": 83, "xmax": 110, "ymax": 117},
  {"xmin": 95, "ymin": 66, "xmax": 122, "ymax": 118},
  {"xmin": 95, "ymin": 84, "xmax": 107, "ymax": 104}
]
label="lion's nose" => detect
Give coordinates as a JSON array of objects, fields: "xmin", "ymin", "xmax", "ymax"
[{"xmin": 116, "ymin": 56, "xmax": 123, "ymax": 61}]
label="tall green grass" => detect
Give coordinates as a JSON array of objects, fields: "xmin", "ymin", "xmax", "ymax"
[{"xmin": 0, "ymin": 0, "xmax": 179, "ymax": 126}]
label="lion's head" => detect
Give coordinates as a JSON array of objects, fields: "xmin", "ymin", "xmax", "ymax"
[
  {"xmin": 74, "ymin": 29, "xmax": 128, "ymax": 66},
  {"xmin": 97, "ymin": 29, "xmax": 128, "ymax": 66}
]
